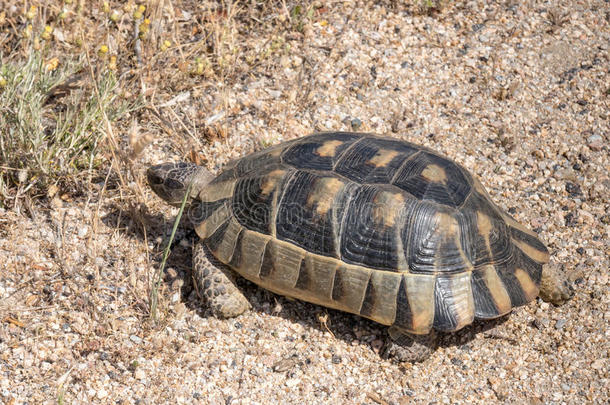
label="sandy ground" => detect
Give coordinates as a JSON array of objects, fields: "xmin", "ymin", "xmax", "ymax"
[{"xmin": 1, "ymin": 1, "xmax": 609, "ymax": 404}]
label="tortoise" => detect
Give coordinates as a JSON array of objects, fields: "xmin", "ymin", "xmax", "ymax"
[{"xmin": 147, "ymin": 132, "xmax": 572, "ymax": 362}]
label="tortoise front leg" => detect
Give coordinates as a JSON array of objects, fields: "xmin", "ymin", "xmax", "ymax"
[
  {"xmin": 192, "ymin": 240, "xmax": 251, "ymax": 318},
  {"xmin": 381, "ymin": 326, "xmax": 437, "ymax": 363}
]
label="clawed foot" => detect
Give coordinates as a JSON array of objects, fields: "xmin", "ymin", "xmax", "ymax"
[{"xmin": 380, "ymin": 326, "xmax": 437, "ymax": 363}]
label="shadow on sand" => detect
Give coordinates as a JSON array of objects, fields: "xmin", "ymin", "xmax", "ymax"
[{"xmin": 102, "ymin": 205, "xmax": 516, "ymax": 362}]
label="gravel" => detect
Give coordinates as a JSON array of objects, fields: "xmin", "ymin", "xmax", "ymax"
[{"xmin": 1, "ymin": 1, "xmax": 609, "ymax": 404}]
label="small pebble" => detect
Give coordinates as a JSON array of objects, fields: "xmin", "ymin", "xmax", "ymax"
[
  {"xmin": 350, "ymin": 118, "xmax": 362, "ymax": 130},
  {"xmin": 78, "ymin": 226, "xmax": 89, "ymax": 238},
  {"xmin": 555, "ymin": 319, "xmax": 567, "ymax": 330},
  {"xmin": 591, "ymin": 359, "xmax": 605, "ymax": 370},
  {"xmin": 130, "ymin": 335, "xmax": 143, "ymax": 344},
  {"xmin": 134, "ymin": 368, "xmax": 146, "ymax": 380},
  {"xmin": 586, "ymin": 134, "xmax": 603, "ymax": 151},
  {"xmin": 565, "ymin": 182, "xmax": 582, "ymax": 197}
]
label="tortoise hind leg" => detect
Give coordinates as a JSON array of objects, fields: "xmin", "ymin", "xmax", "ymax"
[
  {"xmin": 539, "ymin": 263, "xmax": 573, "ymax": 305},
  {"xmin": 193, "ymin": 240, "xmax": 251, "ymax": 318},
  {"xmin": 381, "ymin": 326, "xmax": 437, "ymax": 363}
]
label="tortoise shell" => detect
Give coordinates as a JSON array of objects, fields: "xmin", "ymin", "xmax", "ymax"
[{"xmin": 190, "ymin": 132, "xmax": 549, "ymax": 334}]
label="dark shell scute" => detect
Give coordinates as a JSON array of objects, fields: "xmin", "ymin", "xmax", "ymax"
[
  {"xmin": 403, "ymin": 203, "xmax": 473, "ymax": 274},
  {"xmin": 334, "ymin": 136, "xmax": 419, "ymax": 183},
  {"xmin": 232, "ymin": 177, "xmax": 275, "ymax": 235},
  {"xmin": 461, "ymin": 192, "xmax": 513, "ymax": 267},
  {"xmin": 235, "ymin": 144, "xmax": 285, "ymax": 177},
  {"xmin": 275, "ymin": 171, "xmax": 339, "ymax": 257},
  {"xmin": 509, "ymin": 226, "xmax": 549, "ymax": 257},
  {"xmin": 393, "ymin": 275, "xmax": 414, "ymax": 330},
  {"xmin": 340, "ymin": 185, "xmax": 402, "ymax": 270},
  {"xmin": 205, "ymin": 219, "xmax": 230, "ymax": 252},
  {"xmin": 392, "ymin": 152, "xmax": 471, "ymax": 207},
  {"xmin": 433, "ymin": 276, "xmax": 459, "ymax": 331},
  {"xmin": 189, "ymin": 198, "xmax": 229, "ymax": 224},
  {"xmin": 281, "ymin": 132, "xmax": 361, "ymax": 171},
  {"xmin": 470, "ymin": 270, "xmax": 503, "ymax": 319},
  {"xmin": 358, "ymin": 276, "xmax": 376, "ymax": 318},
  {"xmin": 494, "ymin": 256, "xmax": 529, "ymax": 307}
]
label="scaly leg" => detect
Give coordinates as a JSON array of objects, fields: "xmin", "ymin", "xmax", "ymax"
[
  {"xmin": 381, "ymin": 326, "xmax": 437, "ymax": 363},
  {"xmin": 192, "ymin": 240, "xmax": 251, "ymax": 318}
]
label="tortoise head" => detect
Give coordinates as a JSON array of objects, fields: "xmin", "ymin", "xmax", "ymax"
[{"xmin": 147, "ymin": 162, "xmax": 213, "ymax": 206}]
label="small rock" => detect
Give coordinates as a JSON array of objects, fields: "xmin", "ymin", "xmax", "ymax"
[
  {"xmin": 272, "ymin": 355, "xmax": 298, "ymax": 372},
  {"xmin": 285, "ymin": 378, "xmax": 300, "ymax": 387},
  {"xmin": 78, "ymin": 225, "xmax": 89, "ymax": 238},
  {"xmin": 350, "ymin": 118, "xmax": 362, "ymax": 131},
  {"xmin": 97, "ymin": 388, "xmax": 108, "ymax": 399},
  {"xmin": 331, "ymin": 354, "xmax": 342, "ymax": 364},
  {"xmin": 134, "ymin": 368, "xmax": 146, "ymax": 380},
  {"xmin": 555, "ymin": 319, "xmax": 567, "ymax": 330},
  {"xmin": 565, "ymin": 182, "xmax": 582, "ymax": 197},
  {"xmin": 532, "ymin": 319, "xmax": 545, "ymax": 330},
  {"xmin": 450, "ymin": 357, "xmax": 464, "ymax": 367},
  {"xmin": 591, "ymin": 359, "xmax": 604, "ymax": 370},
  {"xmin": 564, "ymin": 212, "xmax": 577, "ymax": 227},
  {"xmin": 488, "ymin": 376, "xmax": 508, "ymax": 400},
  {"xmin": 586, "ymin": 134, "xmax": 603, "ymax": 151},
  {"xmin": 130, "ymin": 335, "xmax": 143, "ymax": 344}
]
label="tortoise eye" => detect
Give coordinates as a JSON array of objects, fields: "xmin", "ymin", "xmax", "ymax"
[
  {"xmin": 165, "ymin": 178, "xmax": 184, "ymax": 189},
  {"xmin": 148, "ymin": 173, "xmax": 164, "ymax": 185}
]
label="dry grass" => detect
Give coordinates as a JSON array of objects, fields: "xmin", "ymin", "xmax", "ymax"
[
  {"xmin": 0, "ymin": 0, "xmax": 318, "ymax": 208},
  {"xmin": 0, "ymin": 0, "xmax": 324, "ymax": 322}
]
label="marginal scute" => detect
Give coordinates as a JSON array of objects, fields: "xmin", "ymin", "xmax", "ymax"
[
  {"xmin": 494, "ymin": 259, "xmax": 530, "ymax": 307},
  {"xmin": 300, "ymin": 254, "xmax": 338, "ymax": 299},
  {"xmin": 260, "ymin": 239, "xmax": 304, "ymax": 290},
  {"xmin": 450, "ymin": 273, "xmax": 476, "ymax": 326},
  {"xmin": 502, "ymin": 212, "xmax": 541, "ymax": 239},
  {"xmin": 195, "ymin": 200, "xmax": 231, "ymax": 239},
  {"xmin": 332, "ymin": 264, "xmax": 371, "ymax": 313},
  {"xmin": 471, "ymin": 265, "xmax": 512, "ymax": 319},
  {"xmin": 514, "ymin": 268, "xmax": 539, "ymax": 301},
  {"xmin": 211, "ymin": 218, "xmax": 243, "ymax": 263},
  {"xmin": 360, "ymin": 271, "xmax": 402, "ymax": 325},
  {"xmin": 403, "ymin": 274, "xmax": 436, "ymax": 334},
  {"xmin": 234, "ymin": 230, "xmax": 270, "ymax": 280}
]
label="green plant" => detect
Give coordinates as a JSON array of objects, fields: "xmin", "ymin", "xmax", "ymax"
[{"xmin": 0, "ymin": 49, "xmax": 134, "ymax": 206}]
